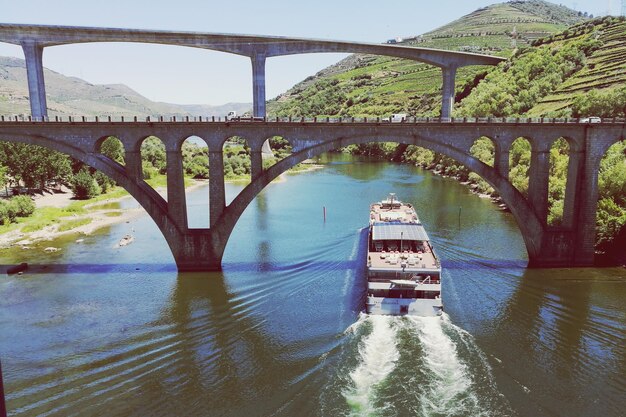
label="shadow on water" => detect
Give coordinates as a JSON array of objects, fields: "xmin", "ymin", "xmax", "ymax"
[
  {"xmin": 482, "ymin": 267, "xmax": 626, "ymax": 417},
  {"xmin": 1, "ymin": 258, "xmax": 527, "ymax": 276},
  {"xmin": 3, "ymin": 154, "xmax": 624, "ymax": 417},
  {"xmin": 3, "ymin": 271, "xmax": 337, "ymax": 416},
  {"xmin": 144, "ymin": 272, "xmax": 351, "ymax": 417}
]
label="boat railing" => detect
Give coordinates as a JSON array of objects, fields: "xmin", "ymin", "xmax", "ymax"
[{"xmin": 413, "ymin": 275, "xmax": 440, "ymax": 285}]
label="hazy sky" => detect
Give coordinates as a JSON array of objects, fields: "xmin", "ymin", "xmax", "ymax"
[{"xmin": 0, "ymin": 0, "xmax": 616, "ymax": 105}]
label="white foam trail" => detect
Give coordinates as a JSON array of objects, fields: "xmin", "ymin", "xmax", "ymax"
[
  {"xmin": 344, "ymin": 316, "xmax": 399, "ymax": 416},
  {"xmin": 408, "ymin": 315, "xmax": 476, "ymax": 416},
  {"xmin": 344, "ymin": 312, "xmax": 369, "ymax": 335}
]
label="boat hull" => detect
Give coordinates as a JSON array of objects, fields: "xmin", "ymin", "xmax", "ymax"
[{"xmin": 366, "ymin": 296, "xmax": 443, "ymax": 317}]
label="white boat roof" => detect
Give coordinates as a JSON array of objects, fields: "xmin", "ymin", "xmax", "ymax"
[{"xmin": 371, "ymin": 222, "xmax": 430, "ymax": 241}]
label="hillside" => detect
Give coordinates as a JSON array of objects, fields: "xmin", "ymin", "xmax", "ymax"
[
  {"xmin": 267, "ymin": 0, "xmax": 589, "ymax": 118},
  {"xmin": 529, "ymin": 17, "xmax": 626, "ymax": 115},
  {"xmin": 454, "ymin": 14, "xmax": 626, "ymax": 117},
  {"xmin": 265, "ymin": 0, "xmax": 626, "ymax": 257},
  {"xmin": 0, "ymin": 56, "xmax": 251, "ymax": 117}
]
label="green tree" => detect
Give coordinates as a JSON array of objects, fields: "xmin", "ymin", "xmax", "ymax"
[
  {"xmin": 100, "ymin": 136, "xmax": 125, "ymax": 164},
  {"xmin": 70, "ymin": 167, "xmax": 101, "ymax": 199},
  {"xmin": 0, "ymin": 142, "xmax": 71, "ymax": 190},
  {"xmin": 141, "ymin": 137, "xmax": 167, "ymax": 174}
]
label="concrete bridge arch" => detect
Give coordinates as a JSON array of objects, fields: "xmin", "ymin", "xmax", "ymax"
[
  {"xmin": 0, "ymin": 131, "xmax": 193, "ymax": 266},
  {"xmin": 219, "ymin": 132, "xmax": 544, "ymax": 266},
  {"xmin": 1, "ymin": 119, "xmax": 623, "ymax": 270}
]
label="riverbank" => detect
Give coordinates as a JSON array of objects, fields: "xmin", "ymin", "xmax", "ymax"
[
  {"xmin": 0, "ymin": 187, "xmax": 151, "ymax": 250},
  {"xmin": 0, "ymin": 162, "xmax": 324, "ymax": 251}
]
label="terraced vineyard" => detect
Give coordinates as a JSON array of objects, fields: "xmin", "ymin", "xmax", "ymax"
[
  {"xmin": 267, "ymin": 0, "xmax": 586, "ymax": 118},
  {"xmin": 267, "ymin": 1, "xmax": 626, "ymax": 257},
  {"xmin": 531, "ymin": 17, "xmax": 626, "ymax": 115}
]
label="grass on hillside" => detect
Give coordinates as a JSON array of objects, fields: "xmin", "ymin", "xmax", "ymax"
[
  {"xmin": 268, "ymin": 1, "xmax": 588, "ymax": 119},
  {"xmin": 529, "ymin": 17, "xmax": 626, "ymax": 115}
]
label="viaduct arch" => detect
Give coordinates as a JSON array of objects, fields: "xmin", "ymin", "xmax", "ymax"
[
  {"xmin": 0, "ymin": 24, "xmax": 623, "ymax": 270},
  {"xmin": 0, "ymin": 118, "xmax": 623, "ymax": 271},
  {"xmin": 0, "ymin": 23, "xmax": 505, "ymax": 120}
]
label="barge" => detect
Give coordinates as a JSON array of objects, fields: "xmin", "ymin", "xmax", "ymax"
[{"xmin": 366, "ymin": 193, "xmax": 443, "ymax": 316}]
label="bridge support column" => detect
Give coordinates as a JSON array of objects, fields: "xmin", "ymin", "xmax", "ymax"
[
  {"xmin": 562, "ymin": 149, "xmax": 583, "ymax": 228},
  {"xmin": 528, "ymin": 142, "xmax": 551, "ymax": 224},
  {"xmin": 166, "ymin": 150, "xmax": 188, "ymax": 228},
  {"xmin": 250, "ymin": 150, "xmax": 263, "ymax": 180},
  {"xmin": 208, "ymin": 150, "xmax": 225, "ymax": 227},
  {"xmin": 125, "ymin": 150, "xmax": 144, "ymax": 182},
  {"xmin": 494, "ymin": 144, "xmax": 510, "ymax": 180},
  {"xmin": 572, "ymin": 132, "xmax": 607, "ymax": 264},
  {"xmin": 251, "ymin": 53, "xmax": 266, "ymax": 118},
  {"xmin": 21, "ymin": 41, "xmax": 48, "ymax": 119},
  {"xmin": 170, "ymin": 231, "xmax": 224, "ymax": 271},
  {"xmin": 528, "ymin": 133, "xmax": 605, "ymax": 267},
  {"xmin": 441, "ymin": 65, "xmax": 457, "ymax": 119}
]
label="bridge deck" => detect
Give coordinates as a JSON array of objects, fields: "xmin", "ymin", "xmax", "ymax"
[{"xmin": 1, "ymin": 115, "xmax": 625, "ymax": 125}]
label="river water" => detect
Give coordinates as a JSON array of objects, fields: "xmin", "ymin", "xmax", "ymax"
[{"xmin": 0, "ymin": 154, "xmax": 624, "ymax": 417}]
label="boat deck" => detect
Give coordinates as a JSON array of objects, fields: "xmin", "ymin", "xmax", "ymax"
[
  {"xmin": 368, "ymin": 250, "xmax": 438, "ymax": 271},
  {"xmin": 369, "ymin": 202, "xmax": 419, "ymax": 224}
]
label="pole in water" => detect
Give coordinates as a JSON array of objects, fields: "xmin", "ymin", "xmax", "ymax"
[
  {"xmin": 0, "ymin": 359, "xmax": 6, "ymax": 417},
  {"xmin": 323, "ymin": 206, "xmax": 326, "ymax": 222},
  {"xmin": 458, "ymin": 206, "xmax": 462, "ymax": 228}
]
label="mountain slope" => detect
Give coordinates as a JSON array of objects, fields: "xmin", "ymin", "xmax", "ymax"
[
  {"xmin": 267, "ymin": 0, "xmax": 588, "ymax": 118},
  {"xmin": 454, "ymin": 15, "xmax": 626, "ymax": 117},
  {"xmin": 0, "ymin": 56, "xmax": 251, "ymax": 117}
]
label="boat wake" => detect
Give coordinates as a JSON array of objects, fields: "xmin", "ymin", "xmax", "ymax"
[
  {"xmin": 343, "ymin": 315, "xmax": 400, "ymax": 415},
  {"xmin": 341, "ymin": 313, "xmax": 513, "ymax": 417}
]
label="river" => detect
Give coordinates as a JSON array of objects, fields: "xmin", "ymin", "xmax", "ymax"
[{"xmin": 0, "ymin": 154, "xmax": 624, "ymax": 417}]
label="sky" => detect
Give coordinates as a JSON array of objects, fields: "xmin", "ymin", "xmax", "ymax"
[{"xmin": 0, "ymin": 0, "xmax": 616, "ymax": 106}]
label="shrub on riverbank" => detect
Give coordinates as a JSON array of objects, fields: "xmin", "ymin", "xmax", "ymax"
[
  {"xmin": 70, "ymin": 168, "xmax": 101, "ymax": 200},
  {"xmin": 0, "ymin": 195, "xmax": 36, "ymax": 225}
]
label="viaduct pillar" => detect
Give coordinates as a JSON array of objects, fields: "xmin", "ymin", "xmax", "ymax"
[
  {"xmin": 166, "ymin": 150, "xmax": 188, "ymax": 228},
  {"xmin": 208, "ymin": 149, "xmax": 226, "ymax": 228},
  {"xmin": 21, "ymin": 41, "xmax": 48, "ymax": 119},
  {"xmin": 125, "ymin": 150, "xmax": 144, "ymax": 182},
  {"xmin": 572, "ymin": 129, "xmax": 606, "ymax": 264},
  {"xmin": 494, "ymin": 136, "xmax": 514, "ymax": 181},
  {"xmin": 528, "ymin": 139, "xmax": 551, "ymax": 224},
  {"xmin": 251, "ymin": 52, "xmax": 266, "ymax": 118},
  {"xmin": 441, "ymin": 65, "xmax": 457, "ymax": 119}
]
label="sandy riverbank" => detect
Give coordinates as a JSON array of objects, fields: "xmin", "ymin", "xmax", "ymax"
[
  {"xmin": 0, "ymin": 189, "xmax": 145, "ymax": 249},
  {"xmin": 0, "ymin": 163, "xmax": 325, "ymax": 250}
]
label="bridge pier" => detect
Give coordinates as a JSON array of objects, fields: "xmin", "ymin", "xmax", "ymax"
[
  {"xmin": 572, "ymin": 135, "xmax": 606, "ymax": 264},
  {"xmin": 21, "ymin": 41, "xmax": 47, "ymax": 119},
  {"xmin": 208, "ymin": 149, "xmax": 226, "ymax": 228},
  {"xmin": 562, "ymin": 148, "xmax": 583, "ymax": 228},
  {"xmin": 493, "ymin": 146, "xmax": 510, "ymax": 181},
  {"xmin": 166, "ymin": 150, "xmax": 188, "ymax": 228},
  {"xmin": 528, "ymin": 141, "xmax": 551, "ymax": 224},
  {"xmin": 251, "ymin": 52, "xmax": 266, "ymax": 118},
  {"xmin": 250, "ymin": 150, "xmax": 263, "ymax": 180},
  {"xmin": 125, "ymin": 150, "xmax": 144, "ymax": 181},
  {"xmin": 441, "ymin": 65, "xmax": 457, "ymax": 118},
  {"xmin": 170, "ymin": 231, "xmax": 225, "ymax": 271}
]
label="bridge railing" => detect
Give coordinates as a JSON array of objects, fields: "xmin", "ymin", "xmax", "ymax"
[{"xmin": 1, "ymin": 115, "xmax": 625, "ymax": 124}]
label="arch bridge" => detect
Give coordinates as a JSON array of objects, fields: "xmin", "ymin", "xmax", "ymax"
[
  {"xmin": 0, "ymin": 23, "xmax": 504, "ymax": 119},
  {"xmin": 0, "ymin": 24, "xmax": 621, "ymax": 270},
  {"xmin": 0, "ymin": 117, "xmax": 623, "ymax": 271}
]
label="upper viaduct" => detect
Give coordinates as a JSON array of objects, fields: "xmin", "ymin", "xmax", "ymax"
[{"xmin": 0, "ymin": 24, "xmax": 623, "ymax": 271}]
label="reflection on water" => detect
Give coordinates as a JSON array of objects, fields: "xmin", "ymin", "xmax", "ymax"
[
  {"xmin": 0, "ymin": 154, "xmax": 624, "ymax": 416},
  {"xmin": 477, "ymin": 268, "xmax": 626, "ymax": 417}
]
